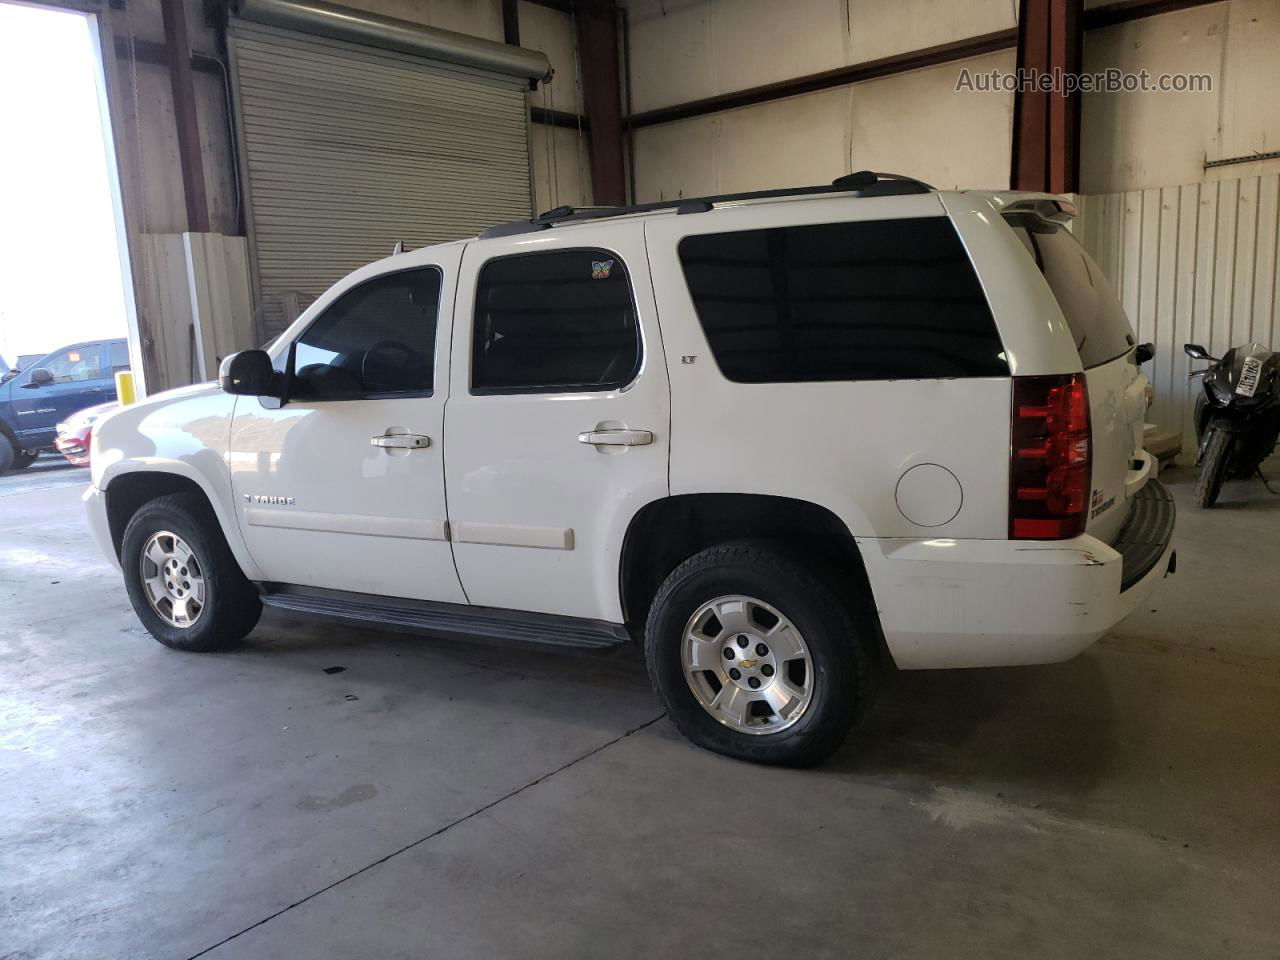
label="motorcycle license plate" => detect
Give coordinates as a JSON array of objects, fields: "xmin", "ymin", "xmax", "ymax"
[{"xmin": 1236, "ymin": 356, "xmax": 1263, "ymax": 397}]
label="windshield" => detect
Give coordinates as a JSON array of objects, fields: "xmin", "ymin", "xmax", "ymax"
[{"xmin": 1005, "ymin": 213, "xmax": 1134, "ymax": 368}]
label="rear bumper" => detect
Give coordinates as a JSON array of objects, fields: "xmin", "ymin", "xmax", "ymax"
[
  {"xmin": 1114, "ymin": 479, "xmax": 1175, "ymax": 590},
  {"xmin": 861, "ymin": 480, "xmax": 1176, "ymax": 669}
]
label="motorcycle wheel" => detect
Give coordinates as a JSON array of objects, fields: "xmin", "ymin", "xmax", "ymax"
[{"xmin": 1195, "ymin": 428, "xmax": 1231, "ymax": 508}]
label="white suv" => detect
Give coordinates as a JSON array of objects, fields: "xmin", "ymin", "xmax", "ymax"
[{"xmin": 86, "ymin": 173, "xmax": 1175, "ymax": 766}]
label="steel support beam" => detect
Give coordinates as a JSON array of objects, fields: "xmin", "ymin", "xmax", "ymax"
[
  {"xmin": 113, "ymin": 36, "xmax": 223, "ymax": 75},
  {"xmin": 502, "ymin": 0, "xmax": 520, "ymax": 45},
  {"xmin": 1082, "ymin": 0, "xmax": 1224, "ymax": 29},
  {"xmin": 160, "ymin": 0, "xmax": 210, "ymax": 232},
  {"xmin": 531, "ymin": 106, "xmax": 591, "ymax": 131},
  {"xmin": 1011, "ymin": 0, "xmax": 1082, "ymax": 193},
  {"xmin": 573, "ymin": 2, "xmax": 625, "ymax": 205}
]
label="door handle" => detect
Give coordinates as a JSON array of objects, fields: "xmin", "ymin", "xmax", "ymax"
[
  {"xmin": 371, "ymin": 433, "xmax": 431, "ymax": 449},
  {"xmin": 577, "ymin": 428, "xmax": 653, "ymax": 446}
]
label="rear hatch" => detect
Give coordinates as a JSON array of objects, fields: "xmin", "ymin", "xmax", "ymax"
[{"xmin": 1006, "ymin": 214, "xmax": 1149, "ymax": 545}]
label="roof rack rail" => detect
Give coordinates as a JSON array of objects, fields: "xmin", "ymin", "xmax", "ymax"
[{"xmin": 477, "ymin": 171, "xmax": 934, "ymax": 239}]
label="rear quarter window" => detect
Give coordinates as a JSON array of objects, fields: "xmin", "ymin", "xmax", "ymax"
[
  {"xmin": 677, "ymin": 216, "xmax": 1008, "ymax": 383},
  {"xmin": 1005, "ymin": 214, "xmax": 1134, "ymax": 369}
]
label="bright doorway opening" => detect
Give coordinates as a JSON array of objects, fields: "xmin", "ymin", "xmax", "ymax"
[{"xmin": 0, "ymin": 1, "xmax": 134, "ymax": 376}]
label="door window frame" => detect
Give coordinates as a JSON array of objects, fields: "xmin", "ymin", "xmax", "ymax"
[
  {"xmin": 16, "ymin": 343, "xmax": 107, "ymax": 388},
  {"xmin": 280, "ymin": 265, "xmax": 446, "ymax": 403},
  {"xmin": 468, "ymin": 246, "xmax": 643, "ymax": 397}
]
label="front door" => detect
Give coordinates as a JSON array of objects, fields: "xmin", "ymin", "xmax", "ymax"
[
  {"xmin": 10, "ymin": 343, "xmax": 113, "ymax": 446},
  {"xmin": 228, "ymin": 253, "xmax": 464, "ymax": 603},
  {"xmin": 444, "ymin": 223, "xmax": 670, "ymax": 622}
]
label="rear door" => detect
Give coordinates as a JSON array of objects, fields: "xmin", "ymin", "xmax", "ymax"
[
  {"xmin": 1006, "ymin": 215, "xmax": 1148, "ymax": 543},
  {"xmin": 443, "ymin": 223, "xmax": 670, "ymax": 622}
]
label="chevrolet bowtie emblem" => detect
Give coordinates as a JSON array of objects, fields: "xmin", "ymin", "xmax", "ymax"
[{"xmin": 739, "ymin": 658, "xmax": 757, "ymax": 669}]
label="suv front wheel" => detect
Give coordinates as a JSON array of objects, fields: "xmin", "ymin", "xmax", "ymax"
[
  {"xmin": 644, "ymin": 543, "xmax": 876, "ymax": 767},
  {"xmin": 121, "ymin": 492, "xmax": 262, "ymax": 651}
]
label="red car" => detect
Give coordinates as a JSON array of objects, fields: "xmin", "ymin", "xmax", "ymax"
[{"xmin": 54, "ymin": 402, "xmax": 116, "ymax": 467}]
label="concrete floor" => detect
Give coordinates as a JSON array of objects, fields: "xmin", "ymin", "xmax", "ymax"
[{"xmin": 2, "ymin": 455, "xmax": 1278, "ymax": 959}]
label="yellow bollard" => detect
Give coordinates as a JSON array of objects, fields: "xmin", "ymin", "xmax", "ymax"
[{"xmin": 115, "ymin": 370, "xmax": 137, "ymax": 407}]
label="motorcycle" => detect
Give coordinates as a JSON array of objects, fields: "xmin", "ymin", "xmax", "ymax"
[{"xmin": 1184, "ymin": 341, "xmax": 1280, "ymax": 508}]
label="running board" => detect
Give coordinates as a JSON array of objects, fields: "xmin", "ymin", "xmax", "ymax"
[{"xmin": 258, "ymin": 585, "xmax": 631, "ymax": 650}]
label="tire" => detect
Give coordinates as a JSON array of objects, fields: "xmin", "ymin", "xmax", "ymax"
[
  {"xmin": 1195, "ymin": 427, "xmax": 1231, "ymax": 508},
  {"xmin": 121, "ymin": 492, "xmax": 261, "ymax": 651},
  {"xmin": 0, "ymin": 434, "xmax": 14, "ymax": 474},
  {"xmin": 644, "ymin": 542, "xmax": 876, "ymax": 767},
  {"xmin": 10, "ymin": 449, "xmax": 37, "ymax": 470}
]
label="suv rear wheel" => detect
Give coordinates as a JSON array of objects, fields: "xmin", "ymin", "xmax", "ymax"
[
  {"xmin": 121, "ymin": 492, "xmax": 262, "ymax": 651},
  {"xmin": 644, "ymin": 542, "xmax": 875, "ymax": 767}
]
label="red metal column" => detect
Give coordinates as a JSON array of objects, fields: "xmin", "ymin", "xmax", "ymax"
[
  {"xmin": 1011, "ymin": 0, "xmax": 1082, "ymax": 193},
  {"xmin": 573, "ymin": 1, "xmax": 626, "ymax": 206}
]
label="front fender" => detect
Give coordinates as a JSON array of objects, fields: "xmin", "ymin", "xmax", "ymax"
[
  {"xmin": 97, "ymin": 458, "xmax": 264, "ymax": 581},
  {"xmin": 92, "ymin": 384, "xmax": 263, "ymax": 581}
]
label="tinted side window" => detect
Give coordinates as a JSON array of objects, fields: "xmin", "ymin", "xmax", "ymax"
[
  {"xmin": 109, "ymin": 341, "xmax": 130, "ymax": 372},
  {"xmin": 472, "ymin": 249, "xmax": 639, "ymax": 393},
  {"xmin": 291, "ymin": 268, "xmax": 440, "ymax": 400},
  {"xmin": 678, "ymin": 217, "xmax": 1008, "ymax": 383},
  {"xmin": 39, "ymin": 346, "xmax": 104, "ymax": 384},
  {"xmin": 1006, "ymin": 215, "xmax": 1134, "ymax": 368}
]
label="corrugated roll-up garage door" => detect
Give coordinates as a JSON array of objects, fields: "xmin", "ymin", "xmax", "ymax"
[{"xmin": 228, "ymin": 7, "xmax": 545, "ymax": 340}]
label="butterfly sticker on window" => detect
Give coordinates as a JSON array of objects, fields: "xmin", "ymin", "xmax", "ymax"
[{"xmin": 591, "ymin": 259, "xmax": 615, "ymax": 280}]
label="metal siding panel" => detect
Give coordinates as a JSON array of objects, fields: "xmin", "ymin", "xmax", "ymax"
[
  {"xmin": 1173, "ymin": 183, "xmax": 1199, "ymax": 452},
  {"xmin": 1152, "ymin": 187, "xmax": 1179, "ymax": 431},
  {"xmin": 1253, "ymin": 174, "xmax": 1279, "ymax": 348},
  {"xmin": 1137, "ymin": 189, "xmax": 1160, "ymax": 363},
  {"xmin": 1211, "ymin": 179, "xmax": 1238, "ymax": 357},
  {"xmin": 1078, "ymin": 172, "xmax": 1280, "ymax": 460},
  {"xmin": 1232, "ymin": 176, "xmax": 1259, "ymax": 348},
  {"xmin": 229, "ymin": 21, "xmax": 532, "ymax": 337},
  {"xmin": 1120, "ymin": 191, "xmax": 1142, "ymax": 333}
]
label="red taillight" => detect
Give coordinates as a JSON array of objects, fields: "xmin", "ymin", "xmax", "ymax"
[{"xmin": 1010, "ymin": 373, "xmax": 1091, "ymax": 539}]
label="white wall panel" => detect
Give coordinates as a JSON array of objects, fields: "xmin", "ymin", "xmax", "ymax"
[
  {"xmin": 1078, "ymin": 173, "xmax": 1280, "ymax": 457},
  {"xmin": 846, "ymin": 49, "xmax": 1015, "ymax": 190},
  {"xmin": 1081, "ymin": 0, "xmax": 1280, "ymax": 194},
  {"xmin": 521, "ymin": 0, "xmax": 584, "ymax": 114},
  {"xmin": 530, "ymin": 123, "xmax": 593, "ymax": 212},
  {"xmin": 626, "ymin": 0, "xmax": 1015, "ymax": 114},
  {"xmin": 632, "ymin": 50, "xmax": 1014, "ymax": 202}
]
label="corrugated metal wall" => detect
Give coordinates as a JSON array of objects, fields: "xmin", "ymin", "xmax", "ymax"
[{"xmin": 1078, "ymin": 174, "xmax": 1280, "ymax": 456}]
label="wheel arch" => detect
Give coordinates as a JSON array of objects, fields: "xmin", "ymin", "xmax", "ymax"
[
  {"xmin": 0, "ymin": 417, "xmax": 22, "ymax": 450},
  {"xmin": 101, "ymin": 463, "xmax": 261, "ymax": 579},
  {"xmin": 618, "ymin": 493, "xmax": 880, "ymax": 636}
]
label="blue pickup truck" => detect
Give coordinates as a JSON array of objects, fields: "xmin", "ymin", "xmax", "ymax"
[{"xmin": 0, "ymin": 339, "xmax": 130, "ymax": 473}]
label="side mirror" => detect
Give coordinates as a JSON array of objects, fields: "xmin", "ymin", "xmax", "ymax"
[
  {"xmin": 219, "ymin": 350, "xmax": 280, "ymax": 397},
  {"xmin": 1184, "ymin": 343, "xmax": 1216, "ymax": 362},
  {"xmin": 22, "ymin": 368, "xmax": 53, "ymax": 388},
  {"xmin": 1134, "ymin": 342, "xmax": 1155, "ymax": 365}
]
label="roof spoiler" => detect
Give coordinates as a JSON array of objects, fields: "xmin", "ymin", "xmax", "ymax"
[{"xmin": 1001, "ymin": 197, "xmax": 1077, "ymax": 223}]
